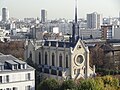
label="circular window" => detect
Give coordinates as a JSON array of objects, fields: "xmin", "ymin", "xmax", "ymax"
[{"xmin": 76, "ymin": 55, "xmax": 84, "ymax": 64}]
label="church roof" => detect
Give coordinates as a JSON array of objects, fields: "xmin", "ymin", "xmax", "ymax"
[{"xmin": 44, "ymin": 40, "xmax": 74, "ymax": 48}]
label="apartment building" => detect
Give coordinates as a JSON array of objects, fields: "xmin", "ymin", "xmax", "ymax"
[{"xmin": 0, "ymin": 54, "xmax": 35, "ymax": 90}]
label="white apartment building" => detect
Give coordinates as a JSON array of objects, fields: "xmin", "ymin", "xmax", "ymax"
[
  {"xmin": 87, "ymin": 12, "xmax": 102, "ymax": 29},
  {"xmin": 0, "ymin": 54, "xmax": 35, "ymax": 90}
]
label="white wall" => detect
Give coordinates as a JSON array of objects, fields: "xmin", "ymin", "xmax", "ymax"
[{"xmin": 0, "ymin": 70, "xmax": 35, "ymax": 90}]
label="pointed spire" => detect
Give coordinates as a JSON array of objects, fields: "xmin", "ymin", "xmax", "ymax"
[{"xmin": 75, "ymin": 0, "xmax": 77, "ymax": 23}]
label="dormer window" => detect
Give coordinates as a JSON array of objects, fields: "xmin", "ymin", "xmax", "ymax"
[
  {"xmin": 22, "ymin": 64, "xmax": 27, "ymax": 69},
  {"xmin": 0, "ymin": 63, "xmax": 4, "ymax": 71},
  {"xmin": 23, "ymin": 64, "xmax": 25, "ymax": 69},
  {"xmin": 0, "ymin": 65, "xmax": 4, "ymax": 71},
  {"xmin": 5, "ymin": 60, "xmax": 18, "ymax": 70},
  {"xmin": 14, "ymin": 64, "xmax": 17, "ymax": 69}
]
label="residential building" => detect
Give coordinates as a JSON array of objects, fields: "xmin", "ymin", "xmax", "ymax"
[
  {"xmin": 2, "ymin": 7, "xmax": 9, "ymax": 22},
  {"xmin": 87, "ymin": 12, "xmax": 102, "ymax": 29},
  {"xmin": 101, "ymin": 25, "xmax": 113, "ymax": 39},
  {"xmin": 0, "ymin": 54, "xmax": 35, "ymax": 90},
  {"xmin": 80, "ymin": 28, "xmax": 101, "ymax": 39},
  {"xmin": 41, "ymin": 9, "xmax": 47, "ymax": 23},
  {"xmin": 101, "ymin": 25, "xmax": 120, "ymax": 39}
]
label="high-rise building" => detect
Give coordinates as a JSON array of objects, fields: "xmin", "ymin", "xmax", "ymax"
[
  {"xmin": 2, "ymin": 7, "xmax": 9, "ymax": 22},
  {"xmin": 41, "ymin": 9, "xmax": 47, "ymax": 23},
  {"xmin": 87, "ymin": 12, "xmax": 102, "ymax": 29}
]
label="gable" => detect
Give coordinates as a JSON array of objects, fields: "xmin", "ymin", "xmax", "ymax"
[{"xmin": 72, "ymin": 39, "xmax": 88, "ymax": 53}]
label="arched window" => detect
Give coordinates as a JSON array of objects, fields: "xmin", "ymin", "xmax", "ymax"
[
  {"xmin": 74, "ymin": 69, "xmax": 76, "ymax": 74},
  {"xmin": 45, "ymin": 52, "xmax": 47, "ymax": 65},
  {"xmin": 52, "ymin": 53, "xmax": 55, "ymax": 66},
  {"xmin": 29, "ymin": 51, "xmax": 32, "ymax": 59},
  {"xmin": 59, "ymin": 53, "xmax": 62, "ymax": 67},
  {"xmin": 66, "ymin": 55, "xmax": 68, "ymax": 68},
  {"xmin": 39, "ymin": 52, "xmax": 41, "ymax": 65}
]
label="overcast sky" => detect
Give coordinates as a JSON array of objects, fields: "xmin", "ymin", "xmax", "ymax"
[{"xmin": 0, "ymin": 0, "xmax": 120, "ymax": 19}]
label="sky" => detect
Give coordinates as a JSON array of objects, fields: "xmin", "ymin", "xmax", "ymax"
[{"xmin": 0, "ymin": 0, "xmax": 120, "ymax": 19}]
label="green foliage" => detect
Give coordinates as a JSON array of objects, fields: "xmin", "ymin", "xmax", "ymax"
[
  {"xmin": 96, "ymin": 68, "xmax": 120, "ymax": 76},
  {"xmin": 78, "ymin": 79, "xmax": 97, "ymax": 90},
  {"xmin": 37, "ymin": 78, "xmax": 59, "ymax": 90},
  {"xmin": 37, "ymin": 75, "xmax": 120, "ymax": 90},
  {"xmin": 94, "ymin": 77, "xmax": 104, "ymax": 90},
  {"xmin": 60, "ymin": 80, "xmax": 76, "ymax": 90},
  {"xmin": 102, "ymin": 75, "xmax": 119, "ymax": 90}
]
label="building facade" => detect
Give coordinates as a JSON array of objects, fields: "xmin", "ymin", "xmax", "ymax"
[
  {"xmin": 41, "ymin": 9, "xmax": 47, "ymax": 23},
  {"xmin": 25, "ymin": 0, "xmax": 95, "ymax": 81},
  {"xmin": 25, "ymin": 38, "xmax": 95, "ymax": 80},
  {"xmin": 2, "ymin": 7, "xmax": 9, "ymax": 22},
  {"xmin": 87, "ymin": 12, "xmax": 102, "ymax": 29},
  {"xmin": 0, "ymin": 54, "xmax": 35, "ymax": 90}
]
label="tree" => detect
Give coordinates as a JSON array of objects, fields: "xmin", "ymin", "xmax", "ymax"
[
  {"xmin": 94, "ymin": 77, "xmax": 104, "ymax": 90},
  {"xmin": 60, "ymin": 80, "xmax": 76, "ymax": 90},
  {"xmin": 102, "ymin": 75, "xmax": 119, "ymax": 90},
  {"xmin": 78, "ymin": 79, "xmax": 100, "ymax": 90},
  {"xmin": 37, "ymin": 78, "xmax": 59, "ymax": 90}
]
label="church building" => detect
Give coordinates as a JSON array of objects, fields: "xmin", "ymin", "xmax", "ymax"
[{"xmin": 25, "ymin": 0, "xmax": 95, "ymax": 80}]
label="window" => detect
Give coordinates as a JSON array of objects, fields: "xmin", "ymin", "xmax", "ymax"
[
  {"xmin": 29, "ymin": 51, "xmax": 32, "ymax": 59},
  {"xmin": 52, "ymin": 53, "xmax": 55, "ymax": 66},
  {"xmin": 58, "ymin": 71, "xmax": 62, "ymax": 76},
  {"xmin": 6, "ymin": 75, "xmax": 9, "ymax": 83},
  {"xmin": 59, "ymin": 54, "xmax": 62, "ymax": 67},
  {"xmin": 14, "ymin": 65, "xmax": 17, "ymax": 69},
  {"xmin": 0, "ymin": 66, "xmax": 3, "ymax": 70},
  {"xmin": 39, "ymin": 52, "xmax": 41, "ymax": 65},
  {"xmin": 66, "ymin": 55, "xmax": 68, "ymax": 68},
  {"xmin": 76, "ymin": 55, "xmax": 84, "ymax": 64},
  {"xmin": 26, "ymin": 73, "xmax": 31, "ymax": 80},
  {"xmin": 0, "ymin": 76, "xmax": 2, "ymax": 83},
  {"xmin": 6, "ymin": 88, "xmax": 10, "ymax": 90},
  {"xmin": 26, "ymin": 85, "xmax": 31, "ymax": 90},
  {"xmin": 77, "ymin": 69, "xmax": 80, "ymax": 74},
  {"xmin": 74, "ymin": 69, "xmax": 76, "ymax": 74},
  {"xmin": 45, "ymin": 52, "xmax": 47, "ymax": 65},
  {"xmin": 23, "ymin": 64, "xmax": 25, "ymax": 69},
  {"xmin": 13, "ymin": 87, "xmax": 17, "ymax": 90},
  {"xmin": 84, "ymin": 68, "xmax": 86, "ymax": 74}
]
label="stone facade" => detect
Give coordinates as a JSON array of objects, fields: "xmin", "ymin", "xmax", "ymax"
[{"xmin": 25, "ymin": 39, "xmax": 95, "ymax": 80}]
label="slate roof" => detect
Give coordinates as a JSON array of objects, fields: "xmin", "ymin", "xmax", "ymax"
[{"xmin": 0, "ymin": 54, "xmax": 34, "ymax": 72}]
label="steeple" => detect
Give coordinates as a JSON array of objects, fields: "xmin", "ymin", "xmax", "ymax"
[
  {"xmin": 75, "ymin": 0, "xmax": 77, "ymax": 23},
  {"xmin": 71, "ymin": 0, "xmax": 80, "ymax": 44}
]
